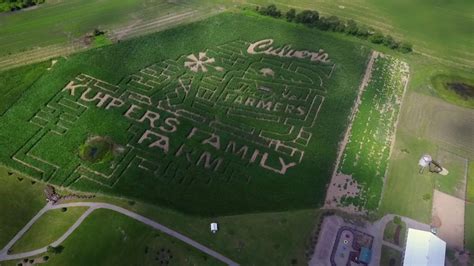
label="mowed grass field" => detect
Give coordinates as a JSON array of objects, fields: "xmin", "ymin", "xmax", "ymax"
[
  {"xmin": 379, "ymin": 91, "xmax": 474, "ymax": 223},
  {"xmin": 0, "ymin": 163, "xmax": 320, "ymax": 265},
  {"xmin": 0, "ymin": 167, "xmax": 46, "ymax": 248},
  {"xmin": 0, "ymin": 0, "xmax": 229, "ymax": 56},
  {"xmin": 0, "ymin": 12, "xmax": 370, "ymax": 215},
  {"xmin": 11, "ymin": 207, "xmax": 88, "ymax": 253}
]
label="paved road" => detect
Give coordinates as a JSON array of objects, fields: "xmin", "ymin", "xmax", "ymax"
[{"xmin": 0, "ymin": 202, "xmax": 239, "ymax": 266}]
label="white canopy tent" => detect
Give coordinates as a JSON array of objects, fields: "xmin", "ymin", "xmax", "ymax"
[{"xmin": 403, "ymin": 228, "xmax": 446, "ymax": 266}]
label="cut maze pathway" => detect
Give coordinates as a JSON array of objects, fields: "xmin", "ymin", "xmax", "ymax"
[{"xmin": 0, "ymin": 202, "xmax": 239, "ymax": 266}]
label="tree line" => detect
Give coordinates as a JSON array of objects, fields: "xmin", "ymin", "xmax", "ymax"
[
  {"xmin": 0, "ymin": 0, "xmax": 45, "ymax": 12},
  {"xmin": 256, "ymin": 4, "xmax": 413, "ymax": 53}
]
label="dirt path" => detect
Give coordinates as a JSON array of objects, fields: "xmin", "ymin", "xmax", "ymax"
[
  {"xmin": 323, "ymin": 51, "xmax": 379, "ymax": 213},
  {"xmin": 0, "ymin": 202, "xmax": 239, "ymax": 266},
  {"xmin": 432, "ymin": 189, "xmax": 465, "ymax": 249}
]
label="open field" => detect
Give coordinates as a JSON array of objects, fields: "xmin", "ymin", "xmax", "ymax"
[
  {"xmin": 243, "ymin": 0, "xmax": 474, "ymax": 69},
  {"xmin": 379, "ymin": 89, "xmax": 474, "ymax": 223},
  {"xmin": 0, "ymin": 165, "xmax": 321, "ymax": 265},
  {"xmin": 11, "ymin": 207, "xmax": 88, "ymax": 253},
  {"xmin": 13, "ymin": 209, "xmax": 224, "ymax": 266},
  {"xmin": 0, "ymin": 0, "xmax": 229, "ymax": 57},
  {"xmin": 0, "ymin": 12, "xmax": 372, "ymax": 215}
]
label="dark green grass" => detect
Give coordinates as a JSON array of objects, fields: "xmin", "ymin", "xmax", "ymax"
[
  {"xmin": 468, "ymin": 161, "xmax": 474, "ymax": 202},
  {"xmin": 0, "ymin": 167, "xmax": 46, "ymax": 248},
  {"xmin": 0, "ymin": 12, "xmax": 369, "ymax": 215},
  {"xmin": 43, "ymin": 209, "xmax": 224, "ymax": 266},
  {"xmin": 11, "ymin": 207, "xmax": 88, "ymax": 253},
  {"xmin": 0, "ymin": 61, "xmax": 49, "ymax": 115},
  {"xmin": 465, "ymin": 203, "xmax": 474, "ymax": 253}
]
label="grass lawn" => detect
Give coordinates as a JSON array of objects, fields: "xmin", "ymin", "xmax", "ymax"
[
  {"xmin": 378, "ymin": 131, "xmax": 435, "ymax": 223},
  {"xmin": 380, "ymin": 245, "xmax": 403, "ymax": 266},
  {"xmin": 56, "ymin": 194, "xmax": 320, "ymax": 265},
  {"xmin": 465, "ymin": 203, "xmax": 474, "ymax": 253},
  {"xmin": 434, "ymin": 149, "xmax": 468, "ymax": 198},
  {"xmin": 383, "ymin": 218, "xmax": 406, "ymax": 247},
  {"xmin": 0, "ymin": 166, "xmax": 46, "ymax": 248},
  {"xmin": 467, "ymin": 161, "xmax": 474, "ymax": 202},
  {"xmin": 42, "ymin": 209, "xmax": 224, "ymax": 266},
  {"xmin": 11, "ymin": 207, "xmax": 88, "ymax": 253},
  {"xmin": 465, "ymin": 162, "xmax": 474, "ymax": 252}
]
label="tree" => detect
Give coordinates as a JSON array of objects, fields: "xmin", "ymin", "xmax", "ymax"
[
  {"xmin": 286, "ymin": 8, "xmax": 296, "ymax": 22},
  {"xmin": 345, "ymin": 19, "xmax": 358, "ymax": 35},
  {"xmin": 295, "ymin": 10, "xmax": 319, "ymax": 25},
  {"xmin": 47, "ymin": 245, "xmax": 64, "ymax": 254},
  {"xmin": 383, "ymin": 35, "xmax": 399, "ymax": 49},
  {"xmin": 399, "ymin": 42, "xmax": 413, "ymax": 53},
  {"xmin": 356, "ymin": 26, "xmax": 370, "ymax": 38}
]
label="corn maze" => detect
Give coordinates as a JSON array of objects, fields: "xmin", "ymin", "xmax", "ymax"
[
  {"xmin": 1, "ymin": 13, "xmax": 373, "ymax": 214},
  {"xmin": 326, "ymin": 54, "xmax": 409, "ymax": 212}
]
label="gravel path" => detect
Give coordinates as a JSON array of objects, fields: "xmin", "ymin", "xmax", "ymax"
[{"xmin": 0, "ymin": 202, "xmax": 239, "ymax": 266}]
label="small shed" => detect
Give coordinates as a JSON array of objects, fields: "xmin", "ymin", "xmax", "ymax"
[{"xmin": 210, "ymin": 222, "xmax": 218, "ymax": 234}]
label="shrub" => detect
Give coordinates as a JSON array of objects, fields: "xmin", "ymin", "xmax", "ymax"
[
  {"xmin": 393, "ymin": 216, "xmax": 402, "ymax": 225},
  {"xmin": 286, "ymin": 8, "xmax": 296, "ymax": 22},
  {"xmin": 258, "ymin": 4, "xmax": 281, "ymax": 18},
  {"xmin": 345, "ymin": 19, "xmax": 359, "ymax": 35},
  {"xmin": 399, "ymin": 42, "xmax": 413, "ymax": 53},
  {"xmin": 61, "ymin": 207, "xmax": 67, "ymax": 212},
  {"xmin": 383, "ymin": 35, "xmax": 399, "ymax": 49},
  {"xmin": 43, "ymin": 256, "xmax": 49, "ymax": 261},
  {"xmin": 369, "ymin": 32, "xmax": 385, "ymax": 44},
  {"xmin": 422, "ymin": 193, "xmax": 431, "ymax": 201},
  {"xmin": 295, "ymin": 10, "xmax": 319, "ymax": 25},
  {"xmin": 356, "ymin": 26, "xmax": 370, "ymax": 38}
]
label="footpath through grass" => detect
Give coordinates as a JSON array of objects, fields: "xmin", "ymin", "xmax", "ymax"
[
  {"xmin": 44, "ymin": 209, "xmax": 224, "ymax": 266},
  {"xmin": 11, "ymin": 207, "xmax": 88, "ymax": 253}
]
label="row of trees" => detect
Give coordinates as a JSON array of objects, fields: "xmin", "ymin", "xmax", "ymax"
[
  {"xmin": 0, "ymin": 0, "xmax": 45, "ymax": 12},
  {"xmin": 257, "ymin": 5, "xmax": 413, "ymax": 53}
]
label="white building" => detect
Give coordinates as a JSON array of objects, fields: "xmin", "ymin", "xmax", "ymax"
[
  {"xmin": 403, "ymin": 228, "xmax": 446, "ymax": 266},
  {"xmin": 210, "ymin": 222, "xmax": 218, "ymax": 234}
]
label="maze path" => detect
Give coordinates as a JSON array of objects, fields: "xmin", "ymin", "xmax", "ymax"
[{"xmin": 12, "ymin": 39, "xmax": 337, "ymax": 188}]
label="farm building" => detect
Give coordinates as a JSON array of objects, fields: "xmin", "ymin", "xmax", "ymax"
[{"xmin": 403, "ymin": 228, "xmax": 446, "ymax": 266}]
